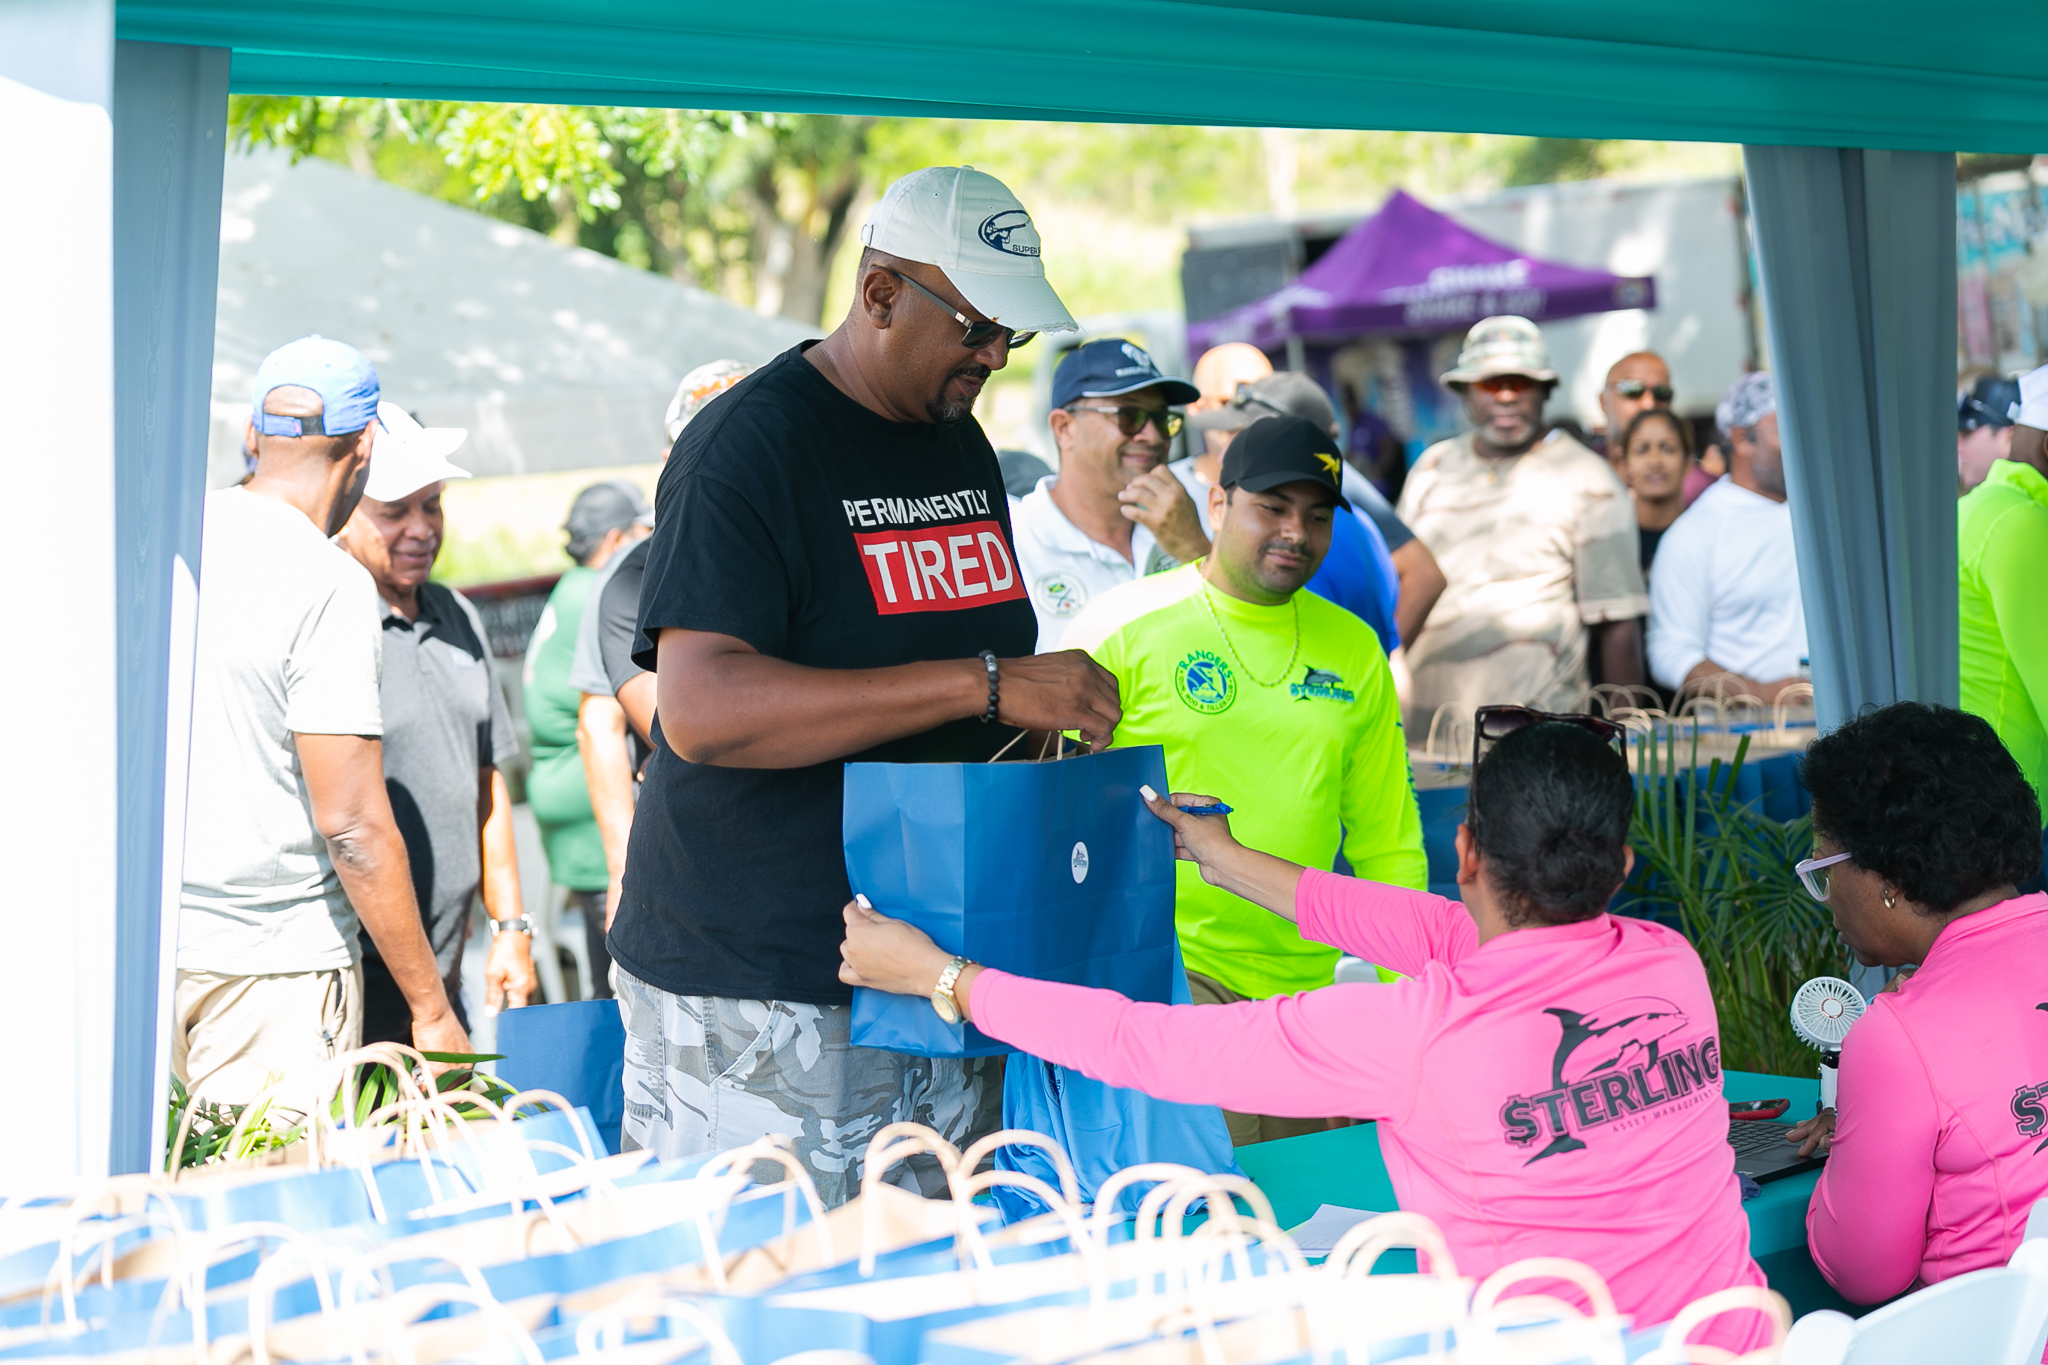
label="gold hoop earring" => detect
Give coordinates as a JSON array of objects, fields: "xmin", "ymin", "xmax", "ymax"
[{"xmin": 1882, "ymin": 888, "xmax": 1898, "ymax": 910}]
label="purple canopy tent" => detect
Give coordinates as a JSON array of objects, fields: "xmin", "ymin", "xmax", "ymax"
[{"xmin": 1188, "ymin": 190, "xmax": 1655, "ymax": 354}]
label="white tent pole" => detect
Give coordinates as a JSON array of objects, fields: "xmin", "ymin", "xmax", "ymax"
[
  {"xmin": 110, "ymin": 40, "xmax": 229, "ymax": 1175},
  {"xmin": 0, "ymin": 0, "xmax": 117, "ymax": 1184}
]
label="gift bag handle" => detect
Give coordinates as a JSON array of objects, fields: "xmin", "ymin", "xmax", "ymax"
[
  {"xmin": 691, "ymin": 1136, "xmax": 836, "ymax": 1290},
  {"xmin": 858, "ymin": 1125, "xmax": 965, "ymax": 1277},
  {"xmin": 955, "ymin": 1129, "xmax": 1081, "ymax": 1210},
  {"xmin": 1325, "ymin": 1211, "xmax": 1461, "ymax": 1282},
  {"xmin": 1087, "ymin": 1163, "xmax": 1205, "ymax": 1243},
  {"xmin": 575, "ymin": 1293, "xmax": 745, "ymax": 1365},
  {"xmin": 1635, "ymin": 1285, "xmax": 1791, "ymax": 1365}
]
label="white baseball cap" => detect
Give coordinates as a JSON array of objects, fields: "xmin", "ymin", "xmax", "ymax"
[
  {"xmin": 2018, "ymin": 363, "xmax": 2048, "ymax": 429},
  {"xmin": 364, "ymin": 402, "xmax": 471, "ymax": 503},
  {"xmin": 860, "ymin": 166, "xmax": 1077, "ymax": 336}
]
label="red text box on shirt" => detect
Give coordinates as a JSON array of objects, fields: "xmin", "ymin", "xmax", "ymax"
[{"xmin": 853, "ymin": 521, "xmax": 1026, "ymax": 615}]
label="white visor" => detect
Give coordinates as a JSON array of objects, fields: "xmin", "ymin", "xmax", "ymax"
[{"xmin": 364, "ymin": 401, "xmax": 471, "ymax": 503}]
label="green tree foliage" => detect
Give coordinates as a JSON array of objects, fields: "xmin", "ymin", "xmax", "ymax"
[{"xmin": 229, "ymin": 97, "xmax": 868, "ymax": 323}]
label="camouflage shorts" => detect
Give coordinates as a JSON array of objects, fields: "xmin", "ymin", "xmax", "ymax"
[{"xmin": 614, "ymin": 967, "xmax": 1002, "ymax": 1207}]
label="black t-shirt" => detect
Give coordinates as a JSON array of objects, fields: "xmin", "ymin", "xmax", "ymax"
[
  {"xmin": 596, "ymin": 537, "xmax": 655, "ymax": 772},
  {"xmin": 1638, "ymin": 523, "xmax": 1666, "ymax": 575},
  {"xmin": 613, "ymin": 344, "xmax": 1038, "ymax": 1003}
]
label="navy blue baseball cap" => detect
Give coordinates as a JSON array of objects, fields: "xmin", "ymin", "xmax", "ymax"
[
  {"xmin": 1050, "ymin": 339, "xmax": 1200, "ymax": 411},
  {"xmin": 1959, "ymin": 375, "xmax": 2021, "ymax": 432},
  {"xmin": 251, "ymin": 335, "xmax": 380, "ymax": 437}
]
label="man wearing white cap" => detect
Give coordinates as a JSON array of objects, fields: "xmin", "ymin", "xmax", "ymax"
[
  {"xmin": 1397, "ymin": 316, "xmax": 1648, "ymax": 732},
  {"xmin": 177, "ymin": 338, "xmax": 469, "ymax": 1104},
  {"xmin": 337, "ymin": 406, "xmax": 536, "ymax": 1043},
  {"xmin": 612, "ymin": 167, "xmax": 1120, "ymax": 1202},
  {"xmin": 1960, "ymin": 363, "xmax": 2048, "ymax": 883}
]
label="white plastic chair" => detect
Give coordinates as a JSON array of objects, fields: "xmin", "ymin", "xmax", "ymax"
[{"xmin": 1779, "ymin": 1239, "xmax": 2048, "ymax": 1365}]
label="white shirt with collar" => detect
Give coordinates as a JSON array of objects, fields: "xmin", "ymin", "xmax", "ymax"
[
  {"xmin": 1646, "ymin": 474, "xmax": 1808, "ymax": 689},
  {"xmin": 1010, "ymin": 474, "xmax": 1179, "ymax": 651}
]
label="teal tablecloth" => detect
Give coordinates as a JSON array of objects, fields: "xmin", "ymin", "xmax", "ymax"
[{"xmin": 1231, "ymin": 1068, "xmax": 1863, "ymax": 1319}]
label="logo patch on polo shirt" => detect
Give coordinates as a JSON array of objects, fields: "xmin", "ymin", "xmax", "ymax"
[
  {"xmin": 1033, "ymin": 573, "xmax": 1088, "ymax": 620},
  {"xmin": 1289, "ymin": 666, "xmax": 1354, "ymax": 703},
  {"xmin": 1175, "ymin": 649, "xmax": 1236, "ymax": 715}
]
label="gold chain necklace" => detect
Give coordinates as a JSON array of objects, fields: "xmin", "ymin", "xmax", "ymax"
[{"xmin": 1199, "ymin": 578, "xmax": 1300, "ymax": 688}]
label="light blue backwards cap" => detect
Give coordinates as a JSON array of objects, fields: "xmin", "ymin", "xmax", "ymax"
[{"xmin": 251, "ymin": 335, "xmax": 380, "ymax": 437}]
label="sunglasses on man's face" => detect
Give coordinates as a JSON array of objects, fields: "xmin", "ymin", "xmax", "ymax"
[
  {"xmin": 1068, "ymin": 404, "xmax": 1184, "ymax": 439},
  {"xmin": 1471, "ymin": 375, "xmax": 1541, "ymax": 397},
  {"xmin": 1472, "ymin": 704, "xmax": 1626, "ymax": 770},
  {"xmin": 886, "ymin": 269, "xmax": 1035, "ymax": 351},
  {"xmin": 1613, "ymin": 379, "xmax": 1675, "ymax": 403}
]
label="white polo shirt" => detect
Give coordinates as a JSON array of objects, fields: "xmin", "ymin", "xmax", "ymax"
[{"xmin": 1009, "ymin": 474, "xmax": 1179, "ymax": 651}]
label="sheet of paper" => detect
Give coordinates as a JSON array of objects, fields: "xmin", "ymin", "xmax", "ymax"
[{"xmin": 1285, "ymin": 1202, "xmax": 1386, "ymax": 1256}]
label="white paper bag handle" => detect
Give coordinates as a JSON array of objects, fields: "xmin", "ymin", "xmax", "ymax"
[
  {"xmin": 1636, "ymin": 1286, "xmax": 1791, "ymax": 1365},
  {"xmin": 858, "ymin": 1125, "xmax": 963, "ymax": 1276},
  {"xmin": 575, "ymin": 1293, "xmax": 744, "ymax": 1365},
  {"xmin": 689, "ymin": 1137, "xmax": 836, "ymax": 1291},
  {"xmin": 956, "ymin": 1130, "xmax": 1081, "ymax": 1209},
  {"xmin": 1325, "ymin": 1211, "xmax": 1460, "ymax": 1281},
  {"xmin": 1087, "ymin": 1163, "xmax": 1206, "ymax": 1243}
]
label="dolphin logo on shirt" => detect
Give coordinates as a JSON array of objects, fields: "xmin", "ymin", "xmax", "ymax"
[{"xmin": 1508, "ymin": 997, "xmax": 1694, "ymax": 1164}]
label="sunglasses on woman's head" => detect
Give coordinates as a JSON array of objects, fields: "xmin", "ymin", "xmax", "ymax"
[
  {"xmin": 1613, "ymin": 379, "xmax": 1675, "ymax": 403},
  {"xmin": 1472, "ymin": 704, "xmax": 1626, "ymax": 770},
  {"xmin": 885, "ymin": 268, "xmax": 1035, "ymax": 351}
]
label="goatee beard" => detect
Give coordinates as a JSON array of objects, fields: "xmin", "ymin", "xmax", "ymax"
[{"xmin": 927, "ymin": 363, "xmax": 991, "ymax": 425}]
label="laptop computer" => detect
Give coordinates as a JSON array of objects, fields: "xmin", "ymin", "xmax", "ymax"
[{"xmin": 1728, "ymin": 1117, "xmax": 1826, "ymax": 1182}]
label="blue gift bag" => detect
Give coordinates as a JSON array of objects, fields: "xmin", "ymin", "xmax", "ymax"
[
  {"xmin": 494, "ymin": 1000, "xmax": 626, "ymax": 1155},
  {"xmin": 844, "ymin": 745, "xmax": 1177, "ymax": 1057}
]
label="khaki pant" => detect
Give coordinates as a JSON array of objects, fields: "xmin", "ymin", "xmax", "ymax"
[
  {"xmin": 1184, "ymin": 967, "xmax": 1354, "ymax": 1147},
  {"xmin": 171, "ymin": 964, "xmax": 363, "ymax": 1108}
]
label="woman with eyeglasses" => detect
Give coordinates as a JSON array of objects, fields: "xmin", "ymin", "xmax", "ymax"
[
  {"xmin": 1785, "ymin": 701, "xmax": 2048, "ymax": 1306},
  {"xmin": 840, "ymin": 713, "xmax": 1770, "ymax": 1350}
]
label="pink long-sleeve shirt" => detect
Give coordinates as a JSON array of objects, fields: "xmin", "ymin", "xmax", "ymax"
[
  {"xmin": 971, "ymin": 870, "xmax": 1767, "ymax": 1347},
  {"xmin": 1807, "ymin": 892, "xmax": 2048, "ymax": 1304}
]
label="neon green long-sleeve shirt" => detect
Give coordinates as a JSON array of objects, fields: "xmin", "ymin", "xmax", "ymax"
[
  {"xmin": 1959, "ymin": 458, "xmax": 2048, "ymax": 825},
  {"xmin": 1062, "ymin": 563, "xmax": 1427, "ymax": 998}
]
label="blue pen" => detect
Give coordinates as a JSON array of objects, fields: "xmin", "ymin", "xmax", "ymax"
[{"xmin": 1176, "ymin": 802, "xmax": 1233, "ymax": 816}]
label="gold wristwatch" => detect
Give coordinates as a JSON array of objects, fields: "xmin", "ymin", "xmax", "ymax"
[{"xmin": 931, "ymin": 956, "xmax": 974, "ymax": 1025}]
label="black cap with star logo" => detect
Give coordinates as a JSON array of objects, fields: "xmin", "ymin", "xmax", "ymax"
[{"xmin": 1218, "ymin": 415, "xmax": 1351, "ymax": 509}]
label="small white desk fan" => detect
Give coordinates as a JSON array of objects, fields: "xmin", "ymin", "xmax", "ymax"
[{"xmin": 1790, "ymin": 976, "xmax": 1867, "ymax": 1108}]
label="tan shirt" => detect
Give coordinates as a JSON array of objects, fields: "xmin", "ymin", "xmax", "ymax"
[{"xmin": 1396, "ymin": 430, "xmax": 1647, "ymax": 732}]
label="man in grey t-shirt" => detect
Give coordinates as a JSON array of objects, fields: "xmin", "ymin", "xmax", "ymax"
[
  {"xmin": 337, "ymin": 406, "xmax": 536, "ymax": 1042},
  {"xmin": 178, "ymin": 338, "xmax": 467, "ymax": 1104}
]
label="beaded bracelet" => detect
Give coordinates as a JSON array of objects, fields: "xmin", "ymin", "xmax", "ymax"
[{"xmin": 977, "ymin": 649, "xmax": 999, "ymax": 724}]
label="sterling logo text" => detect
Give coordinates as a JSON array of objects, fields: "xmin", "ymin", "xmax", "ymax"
[{"xmin": 1501, "ymin": 1033, "xmax": 1721, "ymax": 1157}]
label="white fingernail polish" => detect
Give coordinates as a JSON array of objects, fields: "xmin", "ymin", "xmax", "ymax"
[
  {"xmin": 1140, "ymin": 784, "xmax": 1159, "ymax": 801},
  {"xmin": 855, "ymin": 893, "xmax": 873, "ymax": 909}
]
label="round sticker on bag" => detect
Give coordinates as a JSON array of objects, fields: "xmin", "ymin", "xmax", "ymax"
[{"xmin": 1071, "ymin": 842, "xmax": 1090, "ymax": 883}]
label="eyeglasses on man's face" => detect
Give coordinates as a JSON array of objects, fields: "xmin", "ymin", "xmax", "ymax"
[
  {"xmin": 1067, "ymin": 404, "xmax": 1184, "ymax": 439},
  {"xmin": 885, "ymin": 268, "xmax": 1034, "ymax": 351},
  {"xmin": 1794, "ymin": 851, "xmax": 1853, "ymax": 902},
  {"xmin": 1613, "ymin": 379, "xmax": 1675, "ymax": 403}
]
